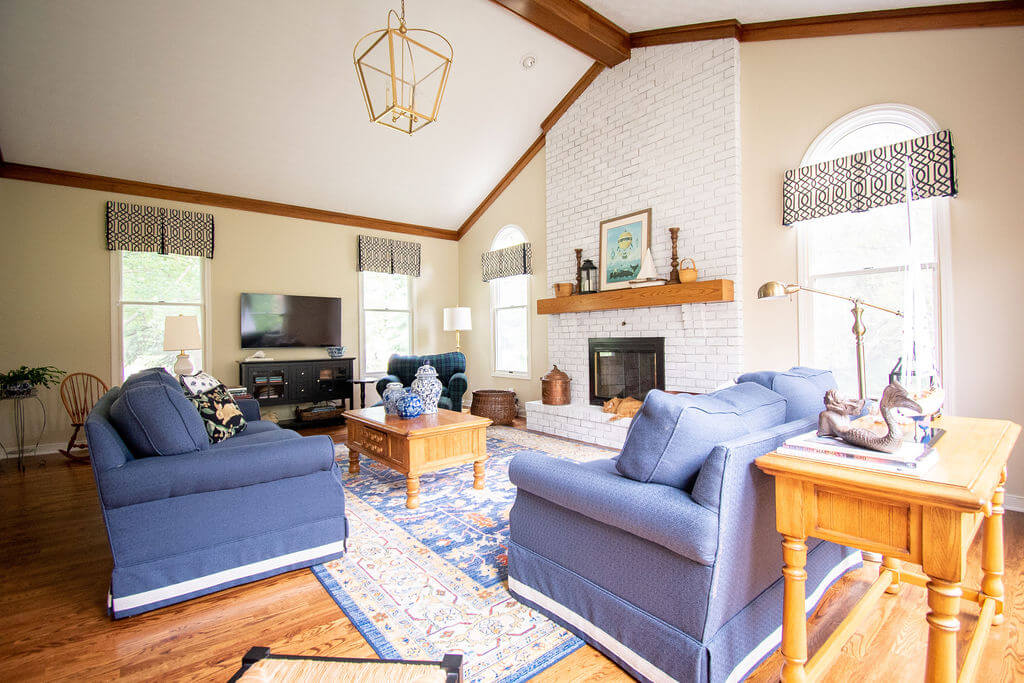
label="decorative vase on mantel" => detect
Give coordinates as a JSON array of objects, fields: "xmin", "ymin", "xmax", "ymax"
[
  {"xmin": 382, "ymin": 382, "xmax": 406, "ymax": 415},
  {"xmin": 411, "ymin": 363, "xmax": 443, "ymax": 414}
]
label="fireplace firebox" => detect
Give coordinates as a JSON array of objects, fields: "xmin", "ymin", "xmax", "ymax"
[{"xmin": 588, "ymin": 337, "xmax": 665, "ymax": 406}]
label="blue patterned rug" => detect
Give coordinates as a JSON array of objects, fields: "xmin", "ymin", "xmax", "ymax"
[{"xmin": 313, "ymin": 426, "xmax": 613, "ymax": 682}]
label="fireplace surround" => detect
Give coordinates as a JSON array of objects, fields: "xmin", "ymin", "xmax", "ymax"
[{"xmin": 588, "ymin": 337, "xmax": 665, "ymax": 406}]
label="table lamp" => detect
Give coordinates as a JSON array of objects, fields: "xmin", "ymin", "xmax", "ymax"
[
  {"xmin": 756, "ymin": 281, "xmax": 902, "ymax": 400},
  {"xmin": 163, "ymin": 314, "xmax": 202, "ymax": 376},
  {"xmin": 443, "ymin": 307, "xmax": 472, "ymax": 352}
]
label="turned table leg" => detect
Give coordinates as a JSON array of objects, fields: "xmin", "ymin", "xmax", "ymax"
[
  {"xmin": 982, "ymin": 467, "xmax": 1007, "ymax": 625},
  {"xmin": 406, "ymin": 475, "xmax": 420, "ymax": 509},
  {"xmin": 781, "ymin": 534, "xmax": 808, "ymax": 682},
  {"xmin": 925, "ymin": 578, "xmax": 961, "ymax": 683},
  {"xmin": 348, "ymin": 451, "xmax": 360, "ymax": 474},
  {"xmin": 473, "ymin": 460, "xmax": 486, "ymax": 490},
  {"xmin": 882, "ymin": 555, "xmax": 902, "ymax": 595}
]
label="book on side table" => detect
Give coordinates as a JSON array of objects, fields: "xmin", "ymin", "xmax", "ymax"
[{"xmin": 777, "ymin": 430, "xmax": 939, "ymax": 475}]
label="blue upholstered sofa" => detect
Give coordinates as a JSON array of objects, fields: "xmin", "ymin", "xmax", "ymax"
[
  {"xmin": 507, "ymin": 367, "xmax": 860, "ymax": 682},
  {"xmin": 85, "ymin": 368, "xmax": 348, "ymax": 618},
  {"xmin": 374, "ymin": 352, "xmax": 469, "ymax": 412}
]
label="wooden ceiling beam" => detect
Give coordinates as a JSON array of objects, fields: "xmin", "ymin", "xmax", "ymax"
[
  {"xmin": 631, "ymin": 20, "xmax": 742, "ymax": 48},
  {"xmin": 488, "ymin": 0, "xmax": 630, "ymax": 67}
]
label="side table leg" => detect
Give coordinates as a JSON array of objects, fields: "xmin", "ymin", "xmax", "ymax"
[
  {"xmin": 982, "ymin": 467, "xmax": 1007, "ymax": 625},
  {"xmin": 473, "ymin": 460, "xmax": 485, "ymax": 490},
  {"xmin": 781, "ymin": 535, "xmax": 808, "ymax": 682},
  {"xmin": 406, "ymin": 475, "xmax": 420, "ymax": 509},
  {"xmin": 925, "ymin": 578, "xmax": 961, "ymax": 683},
  {"xmin": 360, "ymin": 384, "xmax": 367, "ymax": 409},
  {"xmin": 348, "ymin": 451, "xmax": 360, "ymax": 474},
  {"xmin": 882, "ymin": 556, "xmax": 902, "ymax": 595}
]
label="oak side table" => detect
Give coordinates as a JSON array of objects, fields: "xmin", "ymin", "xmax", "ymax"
[{"xmin": 755, "ymin": 416, "xmax": 1020, "ymax": 683}]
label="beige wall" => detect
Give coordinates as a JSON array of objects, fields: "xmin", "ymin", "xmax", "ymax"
[
  {"xmin": 457, "ymin": 150, "xmax": 548, "ymax": 406},
  {"xmin": 0, "ymin": 178, "xmax": 459, "ymax": 446},
  {"xmin": 741, "ymin": 27, "xmax": 1024, "ymax": 496}
]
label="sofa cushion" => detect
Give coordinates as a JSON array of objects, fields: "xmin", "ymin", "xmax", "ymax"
[
  {"xmin": 110, "ymin": 383, "xmax": 209, "ymax": 457},
  {"xmin": 615, "ymin": 383, "xmax": 787, "ymax": 490},
  {"xmin": 737, "ymin": 366, "xmax": 836, "ymax": 422},
  {"xmin": 187, "ymin": 385, "xmax": 247, "ymax": 444}
]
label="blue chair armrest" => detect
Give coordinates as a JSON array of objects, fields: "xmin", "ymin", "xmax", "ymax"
[
  {"xmin": 509, "ymin": 452, "xmax": 719, "ymax": 566},
  {"xmin": 375, "ymin": 374, "xmax": 402, "ymax": 398},
  {"xmin": 97, "ymin": 434, "xmax": 338, "ymax": 509},
  {"xmin": 236, "ymin": 398, "xmax": 261, "ymax": 422},
  {"xmin": 447, "ymin": 372, "xmax": 469, "ymax": 411}
]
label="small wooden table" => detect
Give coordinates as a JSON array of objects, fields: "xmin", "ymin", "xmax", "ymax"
[
  {"xmin": 344, "ymin": 407, "xmax": 491, "ymax": 509},
  {"xmin": 755, "ymin": 416, "xmax": 1020, "ymax": 683},
  {"xmin": 348, "ymin": 378, "xmax": 376, "ymax": 409}
]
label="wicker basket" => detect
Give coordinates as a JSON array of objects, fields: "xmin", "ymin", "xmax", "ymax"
[{"xmin": 470, "ymin": 390, "xmax": 518, "ymax": 425}]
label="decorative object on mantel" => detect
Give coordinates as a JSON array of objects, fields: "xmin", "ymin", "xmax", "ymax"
[
  {"xmin": 602, "ymin": 396, "xmax": 643, "ymax": 421},
  {"xmin": 443, "ymin": 307, "xmax": 472, "ymax": 352},
  {"xmin": 578, "ymin": 259, "xmax": 599, "ymax": 294},
  {"xmin": 818, "ymin": 381, "xmax": 922, "ymax": 453},
  {"xmin": 574, "ymin": 248, "xmax": 583, "ymax": 294},
  {"xmin": 163, "ymin": 314, "xmax": 202, "ymax": 376},
  {"xmin": 678, "ymin": 257, "xmax": 698, "ymax": 283},
  {"xmin": 757, "ymin": 281, "xmax": 902, "ymax": 400},
  {"xmin": 629, "ymin": 248, "xmax": 667, "ymax": 288},
  {"xmin": 667, "ymin": 227, "xmax": 681, "ymax": 285},
  {"xmin": 470, "ymin": 389, "xmax": 518, "ymax": 426},
  {"xmin": 382, "ymin": 382, "xmax": 406, "ymax": 415},
  {"xmin": 411, "ymin": 363, "xmax": 443, "ymax": 414},
  {"xmin": 553, "ymin": 283, "xmax": 574, "ymax": 297},
  {"xmin": 599, "ymin": 208, "xmax": 652, "ymax": 291},
  {"xmin": 352, "ymin": 0, "xmax": 453, "ymax": 136},
  {"xmin": 540, "ymin": 365, "xmax": 571, "ymax": 405},
  {"xmin": 326, "ymin": 346, "xmax": 346, "ymax": 359}
]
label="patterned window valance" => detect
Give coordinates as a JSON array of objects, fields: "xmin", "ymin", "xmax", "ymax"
[
  {"xmin": 782, "ymin": 130, "xmax": 956, "ymax": 226},
  {"xmin": 106, "ymin": 201, "xmax": 215, "ymax": 258},
  {"xmin": 357, "ymin": 235, "xmax": 422, "ymax": 277},
  {"xmin": 482, "ymin": 243, "xmax": 533, "ymax": 282}
]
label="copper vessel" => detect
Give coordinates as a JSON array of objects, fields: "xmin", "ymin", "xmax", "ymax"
[{"xmin": 541, "ymin": 365, "xmax": 571, "ymax": 405}]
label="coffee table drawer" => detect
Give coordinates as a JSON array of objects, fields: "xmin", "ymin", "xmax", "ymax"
[{"xmin": 349, "ymin": 422, "xmax": 394, "ymax": 463}]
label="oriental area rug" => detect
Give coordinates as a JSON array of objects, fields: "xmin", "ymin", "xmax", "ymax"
[{"xmin": 314, "ymin": 426, "xmax": 613, "ymax": 682}]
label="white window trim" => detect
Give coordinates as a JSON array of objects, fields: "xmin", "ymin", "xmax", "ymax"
[
  {"xmin": 489, "ymin": 225, "xmax": 532, "ymax": 380},
  {"xmin": 358, "ymin": 271, "xmax": 415, "ymax": 379},
  {"xmin": 795, "ymin": 103, "xmax": 955, "ymax": 409},
  {"xmin": 109, "ymin": 251, "xmax": 213, "ymax": 385}
]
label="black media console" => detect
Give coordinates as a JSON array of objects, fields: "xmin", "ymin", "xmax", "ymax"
[{"xmin": 238, "ymin": 358, "xmax": 355, "ymax": 408}]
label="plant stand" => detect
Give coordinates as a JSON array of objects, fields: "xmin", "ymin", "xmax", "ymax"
[{"xmin": 1, "ymin": 392, "xmax": 47, "ymax": 472}]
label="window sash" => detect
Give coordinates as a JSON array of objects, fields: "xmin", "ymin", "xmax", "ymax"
[
  {"xmin": 360, "ymin": 272, "xmax": 414, "ymax": 377},
  {"xmin": 492, "ymin": 303, "xmax": 529, "ymax": 376}
]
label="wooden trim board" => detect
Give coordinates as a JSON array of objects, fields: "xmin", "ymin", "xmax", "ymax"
[
  {"xmin": 487, "ymin": 0, "xmax": 630, "ymax": 67},
  {"xmin": 0, "ymin": 162, "xmax": 459, "ymax": 241},
  {"xmin": 537, "ymin": 280, "xmax": 734, "ymax": 314},
  {"xmin": 540, "ymin": 62, "xmax": 605, "ymax": 133},
  {"xmin": 631, "ymin": 20, "xmax": 742, "ymax": 47}
]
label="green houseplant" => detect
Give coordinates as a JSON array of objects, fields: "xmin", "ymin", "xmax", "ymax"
[{"xmin": 0, "ymin": 365, "xmax": 65, "ymax": 398}]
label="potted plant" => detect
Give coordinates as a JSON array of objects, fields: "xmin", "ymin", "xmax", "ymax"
[{"xmin": 0, "ymin": 365, "xmax": 65, "ymax": 398}]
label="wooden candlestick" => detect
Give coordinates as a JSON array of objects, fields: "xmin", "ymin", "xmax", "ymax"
[
  {"xmin": 668, "ymin": 228, "xmax": 681, "ymax": 285},
  {"xmin": 574, "ymin": 248, "xmax": 583, "ymax": 295}
]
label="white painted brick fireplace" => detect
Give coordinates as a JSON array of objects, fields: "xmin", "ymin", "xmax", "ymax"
[{"xmin": 527, "ymin": 39, "xmax": 743, "ymax": 449}]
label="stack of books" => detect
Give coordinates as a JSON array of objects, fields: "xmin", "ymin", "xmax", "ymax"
[{"xmin": 778, "ymin": 430, "xmax": 939, "ymax": 475}]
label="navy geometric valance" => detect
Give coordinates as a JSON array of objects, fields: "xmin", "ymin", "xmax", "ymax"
[
  {"xmin": 481, "ymin": 243, "xmax": 533, "ymax": 282},
  {"xmin": 357, "ymin": 235, "xmax": 421, "ymax": 277},
  {"xmin": 782, "ymin": 130, "xmax": 956, "ymax": 226},
  {"xmin": 106, "ymin": 201, "xmax": 215, "ymax": 258}
]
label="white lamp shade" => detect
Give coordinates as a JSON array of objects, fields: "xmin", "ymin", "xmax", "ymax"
[
  {"xmin": 443, "ymin": 307, "xmax": 472, "ymax": 332},
  {"xmin": 163, "ymin": 315, "xmax": 202, "ymax": 351}
]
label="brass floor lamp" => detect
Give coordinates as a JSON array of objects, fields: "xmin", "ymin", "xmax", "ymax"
[{"xmin": 757, "ymin": 281, "xmax": 903, "ymax": 400}]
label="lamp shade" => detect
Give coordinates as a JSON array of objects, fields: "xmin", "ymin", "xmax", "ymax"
[
  {"xmin": 163, "ymin": 315, "xmax": 201, "ymax": 351},
  {"xmin": 443, "ymin": 307, "xmax": 472, "ymax": 332},
  {"xmin": 757, "ymin": 281, "xmax": 799, "ymax": 300}
]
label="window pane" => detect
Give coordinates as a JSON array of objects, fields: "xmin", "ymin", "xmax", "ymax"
[
  {"xmin": 122, "ymin": 304, "xmax": 204, "ymax": 380},
  {"xmin": 121, "ymin": 252, "xmax": 202, "ymax": 303},
  {"xmin": 491, "ymin": 226, "xmax": 526, "ymax": 250},
  {"xmin": 817, "ymin": 122, "xmax": 920, "ymax": 161},
  {"xmin": 362, "ymin": 272, "xmax": 409, "ymax": 310},
  {"xmin": 495, "ymin": 306, "xmax": 528, "ymax": 374},
  {"xmin": 364, "ymin": 310, "xmax": 411, "ymax": 374},
  {"xmin": 492, "ymin": 274, "xmax": 528, "ymax": 308}
]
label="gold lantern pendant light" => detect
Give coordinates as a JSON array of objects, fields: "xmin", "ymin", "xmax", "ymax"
[{"xmin": 353, "ymin": 0, "xmax": 453, "ymax": 135}]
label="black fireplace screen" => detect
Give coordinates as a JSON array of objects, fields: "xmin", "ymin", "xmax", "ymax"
[{"xmin": 589, "ymin": 337, "xmax": 665, "ymax": 406}]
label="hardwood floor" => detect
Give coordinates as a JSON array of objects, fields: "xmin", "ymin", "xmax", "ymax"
[{"xmin": 1, "ymin": 428, "xmax": 1021, "ymax": 681}]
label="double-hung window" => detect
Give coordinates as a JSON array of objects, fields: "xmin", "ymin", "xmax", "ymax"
[
  {"xmin": 113, "ymin": 251, "xmax": 209, "ymax": 382},
  {"xmin": 490, "ymin": 225, "xmax": 530, "ymax": 378},
  {"xmin": 361, "ymin": 271, "xmax": 413, "ymax": 376}
]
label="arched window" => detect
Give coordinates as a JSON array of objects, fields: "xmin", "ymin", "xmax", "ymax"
[
  {"xmin": 797, "ymin": 104, "xmax": 953, "ymax": 401},
  {"xmin": 490, "ymin": 225, "xmax": 530, "ymax": 378}
]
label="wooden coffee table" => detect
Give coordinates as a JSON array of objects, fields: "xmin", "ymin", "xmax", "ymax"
[{"xmin": 344, "ymin": 407, "xmax": 492, "ymax": 509}]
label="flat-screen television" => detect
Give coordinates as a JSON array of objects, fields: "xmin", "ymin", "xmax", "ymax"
[{"xmin": 240, "ymin": 293, "xmax": 342, "ymax": 348}]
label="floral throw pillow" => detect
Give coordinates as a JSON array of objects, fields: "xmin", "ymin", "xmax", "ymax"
[{"xmin": 188, "ymin": 385, "xmax": 247, "ymax": 443}]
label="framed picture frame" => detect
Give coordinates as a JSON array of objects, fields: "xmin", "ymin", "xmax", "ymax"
[{"xmin": 598, "ymin": 208, "xmax": 651, "ymax": 291}]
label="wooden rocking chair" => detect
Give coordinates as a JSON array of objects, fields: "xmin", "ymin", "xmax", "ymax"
[{"xmin": 59, "ymin": 372, "xmax": 109, "ymax": 462}]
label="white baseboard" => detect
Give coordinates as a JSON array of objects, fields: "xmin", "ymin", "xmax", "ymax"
[
  {"xmin": 1, "ymin": 442, "xmax": 63, "ymax": 459},
  {"xmin": 1004, "ymin": 493, "xmax": 1024, "ymax": 513}
]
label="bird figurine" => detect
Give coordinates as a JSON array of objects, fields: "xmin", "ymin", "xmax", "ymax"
[{"xmin": 817, "ymin": 381, "xmax": 922, "ymax": 453}]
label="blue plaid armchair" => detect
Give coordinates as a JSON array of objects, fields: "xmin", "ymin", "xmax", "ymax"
[{"xmin": 374, "ymin": 352, "xmax": 469, "ymax": 412}]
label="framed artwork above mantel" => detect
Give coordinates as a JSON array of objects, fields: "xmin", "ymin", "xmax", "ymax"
[{"xmin": 598, "ymin": 208, "xmax": 651, "ymax": 291}]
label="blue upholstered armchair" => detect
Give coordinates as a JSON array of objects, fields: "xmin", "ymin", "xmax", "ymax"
[
  {"xmin": 374, "ymin": 352, "xmax": 469, "ymax": 412},
  {"xmin": 85, "ymin": 368, "xmax": 348, "ymax": 618},
  {"xmin": 507, "ymin": 367, "xmax": 861, "ymax": 682}
]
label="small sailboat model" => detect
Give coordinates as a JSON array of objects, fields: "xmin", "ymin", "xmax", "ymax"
[{"xmin": 629, "ymin": 248, "xmax": 668, "ymax": 288}]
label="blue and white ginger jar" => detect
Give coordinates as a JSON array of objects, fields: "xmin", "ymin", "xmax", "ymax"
[
  {"xmin": 382, "ymin": 382, "xmax": 406, "ymax": 415},
  {"xmin": 411, "ymin": 363, "xmax": 442, "ymax": 414},
  {"xmin": 395, "ymin": 392, "xmax": 424, "ymax": 419}
]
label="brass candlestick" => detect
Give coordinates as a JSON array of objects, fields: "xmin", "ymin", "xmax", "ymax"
[
  {"xmin": 574, "ymin": 248, "xmax": 583, "ymax": 294},
  {"xmin": 667, "ymin": 227, "xmax": 681, "ymax": 285}
]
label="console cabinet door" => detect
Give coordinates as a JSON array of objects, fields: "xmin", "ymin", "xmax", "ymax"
[{"xmin": 290, "ymin": 364, "xmax": 315, "ymax": 403}]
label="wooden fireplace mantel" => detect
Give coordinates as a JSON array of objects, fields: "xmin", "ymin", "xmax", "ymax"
[{"xmin": 536, "ymin": 280, "xmax": 734, "ymax": 315}]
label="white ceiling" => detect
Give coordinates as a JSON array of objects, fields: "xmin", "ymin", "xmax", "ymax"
[
  {"xmin": 586, "ymin": 0, "xmax": 986, "ymax": 32},
  {"xmin": 0, "ymin": 0, "xmax": 591, "ymax": 229}
]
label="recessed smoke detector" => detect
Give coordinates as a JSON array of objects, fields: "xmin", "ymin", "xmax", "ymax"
[{"xmin": 521, "ymin": 54, "xmax": 537, "ymax": 70}]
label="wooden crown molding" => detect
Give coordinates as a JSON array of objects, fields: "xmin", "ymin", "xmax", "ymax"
[
  {"xmin": 540, "ymin": 61, "xmax": 605, "ymax": 133},
  {"xmin": 487, "ymin": 0, "xmax": 630, "ymax": 67},
  {"xmin": 631, "ymin": 19, "xmax": 742, "ymax": 47},
  {"xmin": 0, "ymin": 162, "xmax": 459, "ymax": 241}
]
